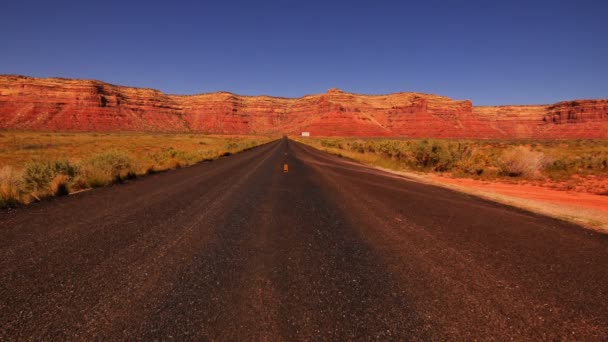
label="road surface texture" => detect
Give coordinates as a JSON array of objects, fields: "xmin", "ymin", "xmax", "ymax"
[{"xmin": 1, "ymin": 138, "xmax": 607, "ymax": 340}]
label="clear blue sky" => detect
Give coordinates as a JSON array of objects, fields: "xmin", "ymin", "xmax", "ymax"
[{"xmin": 1, "ymin": 0, "xmax": 606, "ymax": 105}]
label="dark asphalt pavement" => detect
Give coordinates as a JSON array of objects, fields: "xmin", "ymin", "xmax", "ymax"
[{"xmin": 1, "ymin": 138, "xmax": 607, "ymax": 340}]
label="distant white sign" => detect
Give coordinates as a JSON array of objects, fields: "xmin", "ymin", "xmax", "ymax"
[{"xmin": 301, "ymin": 132, "xmax": 310, "ymax": 137}]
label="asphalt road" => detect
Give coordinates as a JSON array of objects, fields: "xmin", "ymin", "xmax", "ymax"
[{"xmin": 1, "ymin": 138, "xmax": 607, "ymax": 340}]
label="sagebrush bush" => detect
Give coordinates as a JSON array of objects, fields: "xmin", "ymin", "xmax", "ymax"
[
  {"xmin": 581, "ymin": 154, "xmax": 608, "ymax": 170},
  {"xmin": 348, "ymin": 140, "xmax": 366, "ymax": 154},
  {"xmin": 455, "ymin": 149, "xmax": 487, "ymax": 175},
  {"xmin": 78, "ymin": 150, "xmax": 134, "ymax": 187},
  {"xmin": 303, "ymin": 137, "xmax": 608, "ymax": 181},
  {"xmin": 225, "ymin": 142, "xmax": 240, "ymax": 150},
  {"xmin": 547, "ymin": 158, "xmax": 578, "ymax": 173},
  {"xmin": 150, "ymin": 148, "xmax": 194, "ymax": 167},
  {"xmin": 498, "ymin": 147, "xmax": 547, "ymax": 178},
  {"xmin": 0, "ymin": 166, "xmax": 22, "ymax": 207},
  {"xmin": 321, "ymin": 139, "xmax": 343, "ymax": 149},
  {"xmin": 21, "ymin": 162, "xmax": 53, "ymax": 192},
  {"xmin": 411, "ymin": 140, "xmax": 458, "ymax": 171},
  {"xmin": 376, "ymin": 140, "xmax": 406, "ymax": 160},
  {"xmin": 22, "ymin": 160, "xmax": 77, "ymax": 193}
]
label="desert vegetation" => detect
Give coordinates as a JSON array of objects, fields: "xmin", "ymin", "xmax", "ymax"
[
  {"xmin": 296, "ymin": 137, "xmax": 608, "ymax": 193},
  {"xmin": 0, "ymin": 132, "xmax": 273, "ymax": 207}
]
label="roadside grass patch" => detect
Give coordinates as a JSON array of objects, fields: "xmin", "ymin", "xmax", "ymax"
[
  {"xmin": 498, "ymin": 147, "xmax": 547, "ymax": 178},
  {"xmin": 22, "ymin": 160, "xmax": 78, "ymax": 197},
  {"xmin": 0, "ymin": 166, "xmax": 22, "ymax": 207},
  {"xmin": 0, "ymin": 132, "xmax": 274, "ymax": 208},
  {"xmin": 296, "ymin": 137, "xmax": 608, "ymax": 183},
  {"xmin": 78, "ymin": 150, "xmax": 135, "ymax": 187}
]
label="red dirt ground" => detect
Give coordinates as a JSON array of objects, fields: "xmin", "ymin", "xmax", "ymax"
[{"xmin": 431, "ymin": 175, "xmax": 608, "ymax": 212}]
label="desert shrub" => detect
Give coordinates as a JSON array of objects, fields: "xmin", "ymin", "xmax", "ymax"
[
  {"xmin": 320, "ymin": 139, "xmax": 343, "ymax": 149},
  {"xmin": 348, "ymin": 140, "xmax": 366, "ymax": 154},
  {"xmin": 52, "ymin": 160, "xmax": 78, "ymax": 177},
  {"xmin": 22, "ymin": 162, "xmax": 53, "ymax": 192},
  {"xmin": 225, "ymin": 141, "xmax": 242, "ymax": 151},
  {"xmin": 547, "ymin": 158, "xmax": 577, "ymax": 172},
  {"xmin": 0, "ymin": 166, "xmax": 22, "ymax": 207},
  {"xmin": 149, "ymin": 148, "xmax": 196, "ymax": 168},
  {"xmin": 411, "ymin": 140, "xmax": 458, "ymax": 171},
  {"xmin": 78, "ymin": 150, "xmax": 134, "ymax": 187},
  {"xmin": 364, "ymin": 142, "xmax": 376, "ymax": 153},
  {"xmin": 455, "ymin": 149, "xmax": 487, "ymax": 175},
  {"xmin": 581, "ymin": 154, "xmax": 608, "ymax": 170},
  {"xmin": 150, "ymin": 148, "xmax": 185, "ymax": 161},
  {"xmin": 49, "ymin": 174, "xmax": 70, "ymax": 196},
  {"xmin": 547, "ymin": 152, "xmax": 608, "ymax": 174},
  {"xmin": 22, "ymin": 160, "xmax": 77, "ymax": 193},
  {"xmin": 376, "ymin": 140, "xmax": 406, "ymax": 160},
  {"xmin": 498, "ymin": 146, "xmax": 547, "ymax": 177}
]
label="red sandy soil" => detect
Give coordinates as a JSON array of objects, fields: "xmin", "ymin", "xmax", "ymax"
[{"xmin": 432, "ymin": 175, "xmax": 608, "ymax": 212}]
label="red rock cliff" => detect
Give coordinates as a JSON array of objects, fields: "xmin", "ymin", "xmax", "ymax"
[{"xmin": 1, "ymin": 75, "xmax": 607, "ymax": 138}]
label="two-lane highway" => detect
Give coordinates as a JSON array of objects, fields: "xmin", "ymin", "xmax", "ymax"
[{"xmin": 1, "ymin": 138, "xmax": 607, "ymax": 340}]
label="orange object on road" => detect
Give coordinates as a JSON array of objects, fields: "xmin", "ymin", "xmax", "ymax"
[{"xmin": 283, "ymin": 163, "xmax": 289, "ymax": 173}]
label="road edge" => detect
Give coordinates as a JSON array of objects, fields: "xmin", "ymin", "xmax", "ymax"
[
  {"xmin": 293, "ymin": 138, "xmax": 608, "ymax": 234},
  {"xmin": 1, "ymin": 138, "xmax": 281, "ymax": 212}
]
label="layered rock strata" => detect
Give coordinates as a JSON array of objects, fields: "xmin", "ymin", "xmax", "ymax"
[{"xmin": 1, "ymin": 75, "xmax": 607, "ymax": 138}]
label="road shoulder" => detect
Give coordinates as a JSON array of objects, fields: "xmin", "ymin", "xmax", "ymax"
[{"xmin": 294, "ymin": 139, "xmax": 608, "ymax": 234}]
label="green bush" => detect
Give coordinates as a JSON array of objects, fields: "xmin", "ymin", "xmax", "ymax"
[
  {"xmin": 149, "ymin": 148, "xmax": 197, "ymax": 167},
  {"xmin": 225, "ymin": 142, "xmax": 240, "ymax": 150},
  {"xmin": 320, "ymin": 139, "xmax": 343, "ymax": 149},
  {"xmin": 302, "ymin": 138, "xmax": 608, "ymax": 180},
  {"xmin": 22, "ymin": 160, "xmax": 77, "ymax": 193},
  {"xmin": 547, "ymin": 158, "xmax": 577, "ymax": 172},
  {"xmin": 376, "ymin": 140, "xmax": 407, "ymax": 160},
  {"xmin": 547, "ymin": 152, "xmax": 608, "ymax": 174},
  {"xmin": 150, "ymin": 148, "xmax": 187, "ymax": 162},
  {"xmin": 581, "ymin": 154, "xmax": 608, "ymax": 170},
  {"xmin": 78, "ymin": 150, "xmax": 134, "ymax": 187},
  {"xmin": 411, "ymin": 140, "xmax": 458, "ymax": 171},
  {"xmin": 455, "ymin": 150, "xmax": 487, "ymax": 175},
  {"xmin": 348, "ymin": 140, "xmax": 366, "ymax": 154}
]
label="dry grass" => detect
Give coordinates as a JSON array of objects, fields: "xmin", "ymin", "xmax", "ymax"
[
  {"xmin": 498, "ymin": 146, "xmax": 547, "ymax": 178},
  {"xmin": 0, "ymin": 131, "xmax": 274, "ymax": 207},
  {"xmin": 0, "ymin": 166, "xmax": 22, "ymax": 207},
  {"xmin": 50, "ymin": 174, "xmax": 70, "ymax": 196}
]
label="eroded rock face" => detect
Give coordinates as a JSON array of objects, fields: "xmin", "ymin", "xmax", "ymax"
[
  {"xmin": 473, "ymin": 100, "xmax": 608, "ymax": 138},
  {"xmin": 0, "ymin": 75, "xmax": 187, "ymax": 132},
  {"xmin": 1, "ymin": 75, "xmax": 607, "ymax": 138}
]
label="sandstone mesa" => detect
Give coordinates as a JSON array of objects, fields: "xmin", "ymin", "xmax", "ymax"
[{"xmin": 0, "ymin": 75, "xmax": 607, "ymax": 138}]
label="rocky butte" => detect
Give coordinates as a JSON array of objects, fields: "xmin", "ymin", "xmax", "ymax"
[{"xmin": 1, "ymin": 75, "xmax": 607, "ymax": 138}]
